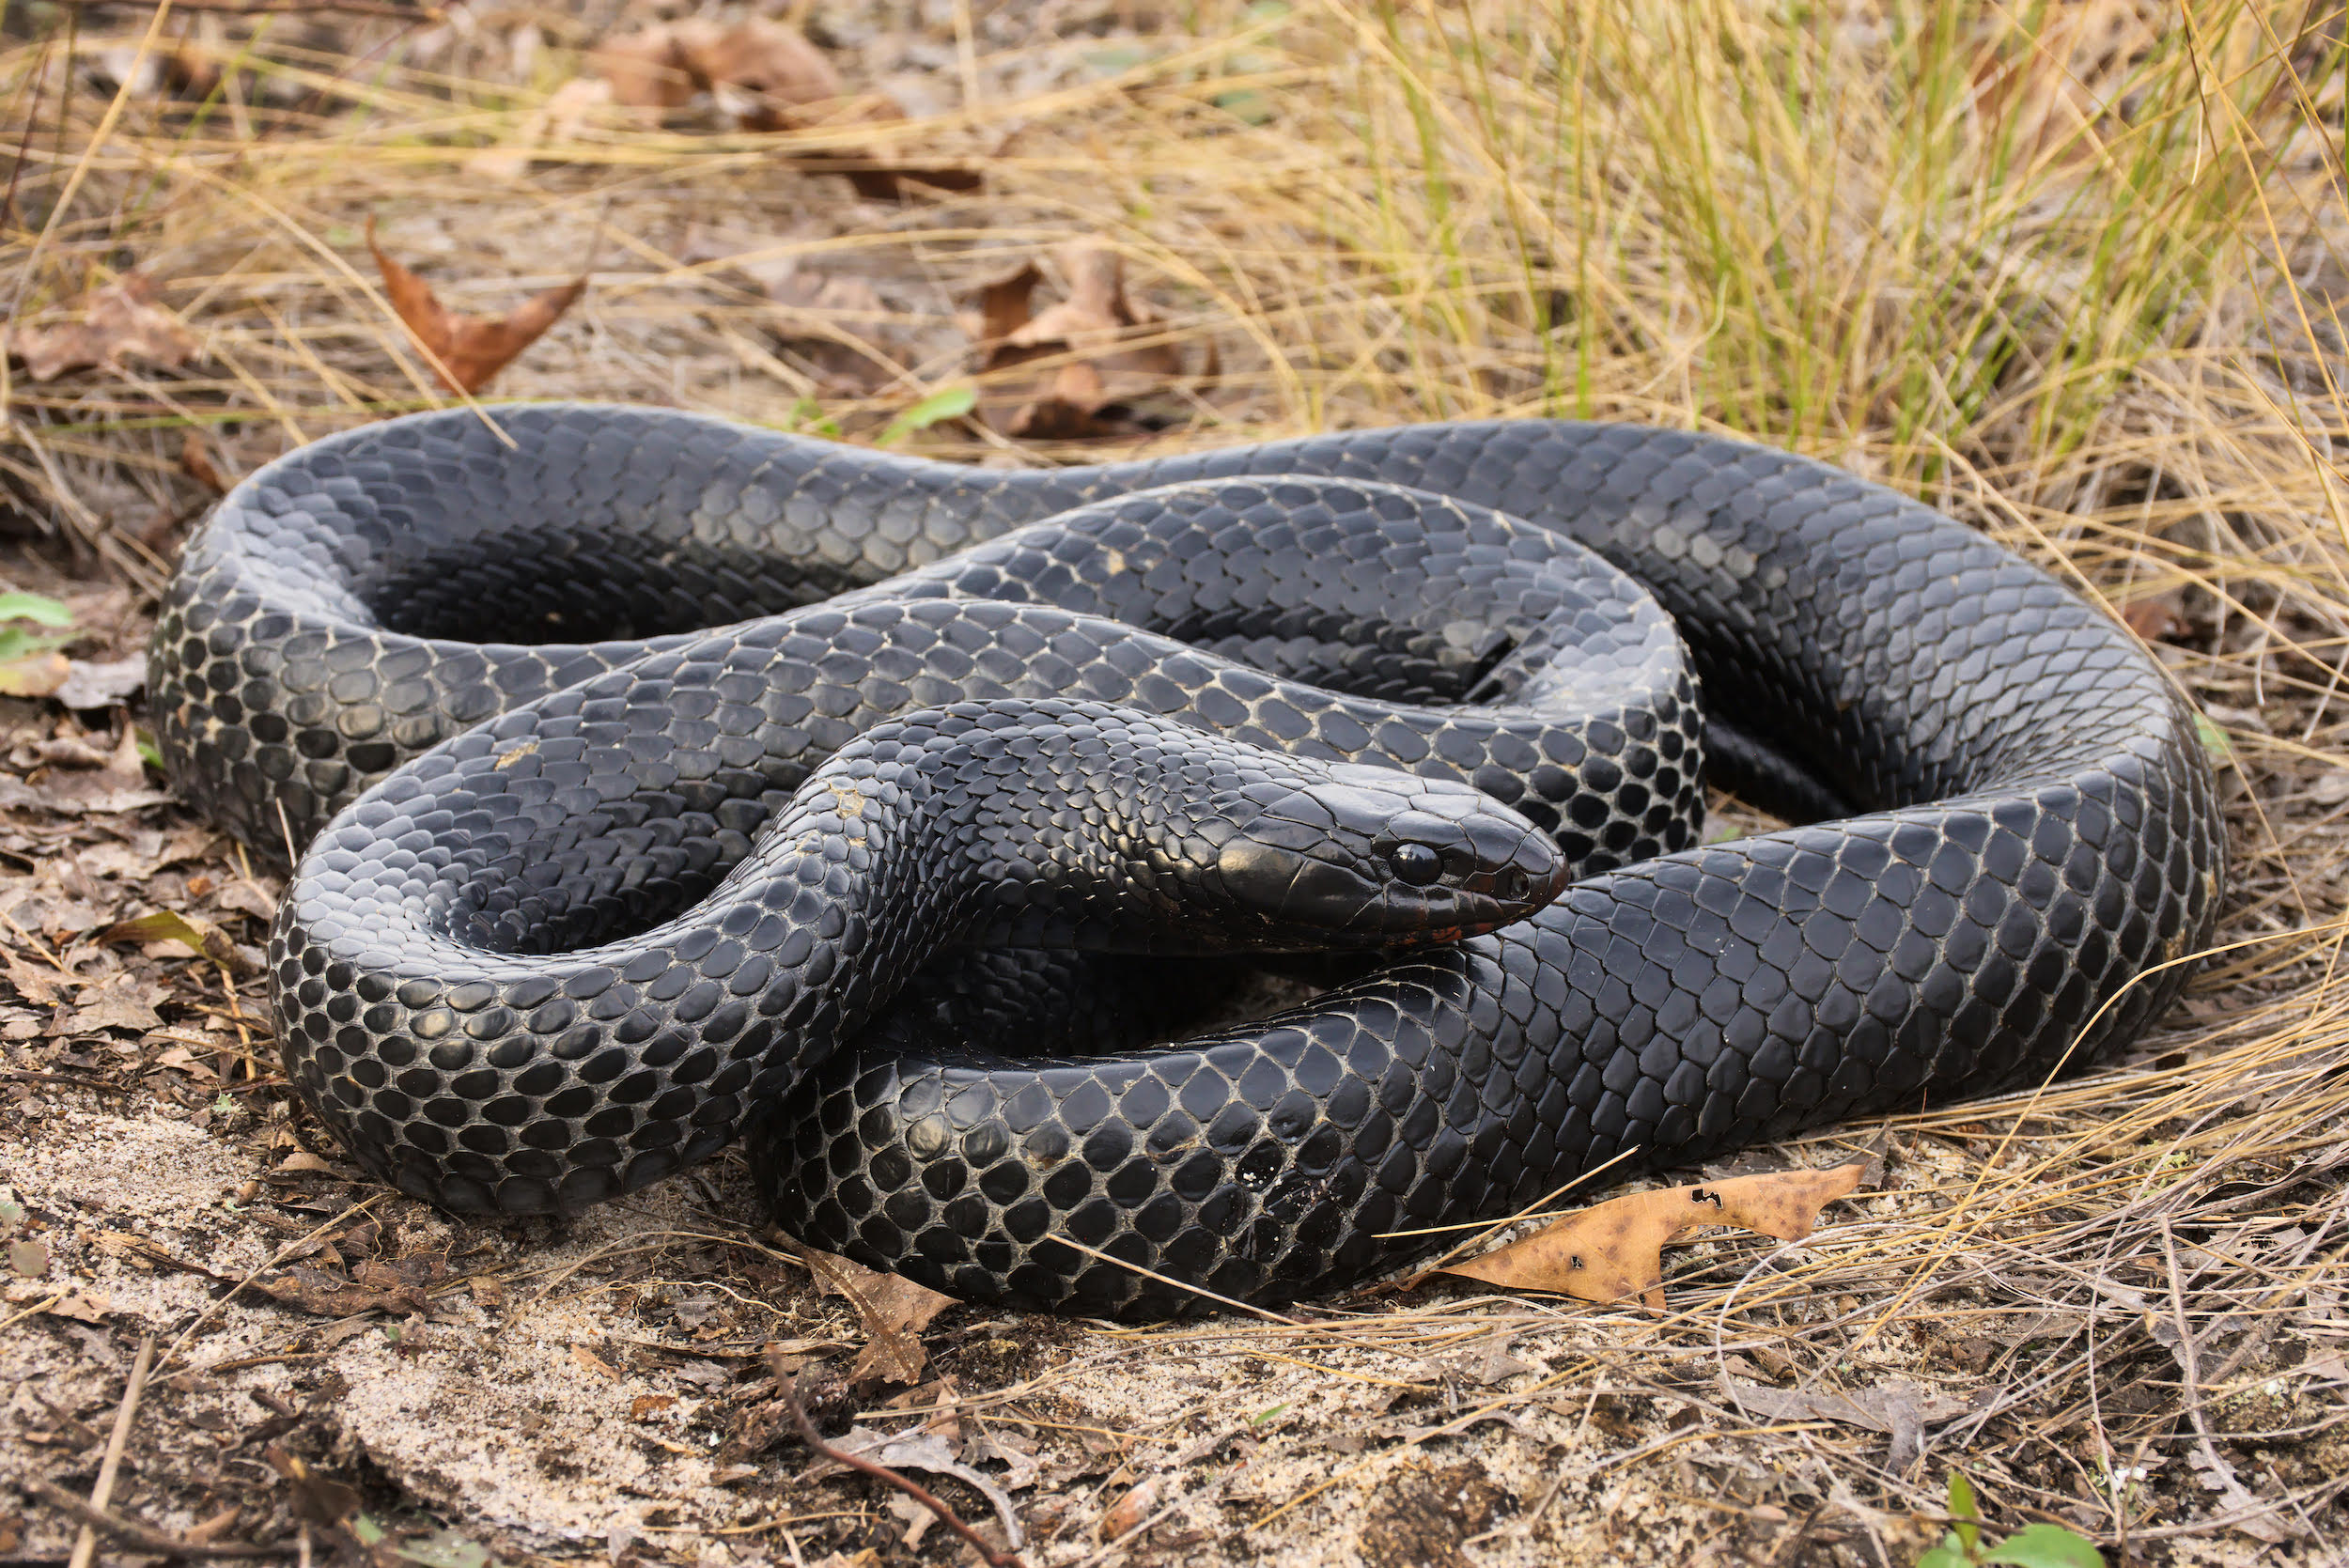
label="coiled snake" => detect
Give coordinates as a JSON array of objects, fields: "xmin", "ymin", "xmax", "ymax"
[{"xmin": 148, "ymin": 406, "xmax": 2223, "ymax": 1318}]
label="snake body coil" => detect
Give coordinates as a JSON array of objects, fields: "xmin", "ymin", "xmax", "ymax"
[{"xmin": 149, "ymin": 406, "xmax": 2223, "ymax": 1317}]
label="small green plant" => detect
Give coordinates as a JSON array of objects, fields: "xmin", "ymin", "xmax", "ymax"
[
  {"xmin": 1918, "ymin": 1473, "xmax": 2103, "ymax": 1568},
  {"xmin": 0, "ymin": 592, "xmax": 76, "ymax": 696},
  {"xmin": 876, "ymin": 384, "xmax": 977, "ymax": 447}
]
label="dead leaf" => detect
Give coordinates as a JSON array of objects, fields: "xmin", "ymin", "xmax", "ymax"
[
  {"xmin": 468, "ymin": 76, "xmax": 614, "ymax": 180},
  {"xmin": 7, "ymin": 1238, "xmax": 48, "ymax": 1277},
  {"xmin": 54, "ymin": 971, "xmax": 166, "ymax": 1035},
  {"xmin": 366, "ymin": 216, "xmax": 585, "ymax": 395},
  {"xmin": 590, "ymin": 20, "xmax": 975, "ymax": 197},
  {"xmin": 42, "ymin": 1289, "xmax": 113, "ymax": 1324},
  {"xmin": 592, "ymin": 18, "xmax": 840, "ymax": 126},
  {"xmin": 1725, "ymin": 1379, "xmax": 1968, "ymax": 1470},
  {"xmin": 5, "ymin": 274, "xmax": 199, "ymax": 382},
  {"xmin": 179, "ymin": 431, "xmax": 227, "ymax": 494},
  {"xmin": 3, "ymin": 952, "xmax": 80, "ymax": 1007},
  {"xmin": 1, "ymin": 726, "xmax": 169, "ymax": 815},
  {"xmin": 971, "ymin": 243, "xmax": 1201, "ymax": 437},
  {"xmin": 961, "ymin": 1429, "xmax": 1041, "ymax": 1492},
  {"xmin": 785, "ymin": 1240, "xmax": 956, "ymax": 1389},
  {"xmin": 804, "ymin": 1426, "xmax": 1024, "ymax": 1549},
  {"xmin": 2121, "ymin": 591, "xmax": 2188, "ymax": 641},
  {"xmin": 572, "ymin": 1343, "xmax": 622, "ymax": 1380},
  {"xmin": 246, "ymin": 1265, "xmax": 415, "ymax": 1318},
  {"xmin": 1433, "ymin": 1162, "xmax": 1868, "ymax": 1307},
  {"xmin": 99, "ymin": 908, "xmax": 247, "ymax": 971},
  {"xmin": 264, "ymin": 1448, "xmax": 361, "ymax": 1529},
  {"xmin": 0, "ymin": 647, "xmax": 69, "ymax": 697},
  {"xmin": 1099, "ymin": 1475, "xmax": 1159, "ymax": 1540},
  {"xmin": 54, "ymin": 658, "xmax": 147, "ymax": 711},
  {"xmin": 630, "ymin": 1394, "xmax": 677, "ymax": 1421}
]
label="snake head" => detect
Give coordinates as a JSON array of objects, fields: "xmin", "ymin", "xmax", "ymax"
[{"xmin": 1204, "ymin": 762, "xmax": 1566, "ymax": 947}]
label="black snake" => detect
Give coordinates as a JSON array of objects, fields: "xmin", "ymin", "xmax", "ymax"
[{"xmin": 147, "ymin": 405, "xmax": 2224, "ymax": 1318}]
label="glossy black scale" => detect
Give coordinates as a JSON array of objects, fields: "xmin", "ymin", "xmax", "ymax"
[{"xmin": 148, "ymin": 406, "xmax": 2225, "ymax": 1319}]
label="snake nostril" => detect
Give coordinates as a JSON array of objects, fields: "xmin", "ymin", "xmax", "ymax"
[{"xmin": 1388, "ymin": 844, "xmax": 1444, "ymax": 887}]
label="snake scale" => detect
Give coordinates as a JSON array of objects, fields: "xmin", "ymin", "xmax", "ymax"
[{"xmin": 148, "ymin": 405, "xmax": 2224, "ymax": 1318}]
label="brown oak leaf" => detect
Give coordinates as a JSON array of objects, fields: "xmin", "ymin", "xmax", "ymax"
[{"xmin": 1432, "ymin": 1162, "xmax": 1869, "ymax": 1307}]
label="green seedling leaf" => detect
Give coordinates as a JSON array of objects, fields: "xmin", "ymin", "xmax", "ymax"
[
  {"xmin": 1980, "ymin": 1525, "xmax": 2104, "ymax": 1568},
  {"xmin": 2192, "ymin": 712, "xmax": 2232, "ymax": 763},
  {"xmin": 0, "ymin": 595, "xmax": 79, "ymax": 697},
  {"xmin": 135, "ymin": 730, "xmax": 163, "ymax": 771},
  {"xmin": 0, "ymin": 592, "xmax": 74, "ymax": 628},
  {"xmin": 0, "ymin": 1199, "xmax": 23, "ymax": 1234},
  {"xmin": 1251, "ymin": 1402, "xmax": 1291, "ymax": 1426},
  {"xmin": 877, "ymin": 384, "xmax": 976, "ymax": 447},
  {"xmin": 1948, "ymin": 1471, "xmax": 1982, "ymax": 1550},
  {"xmin": 350, "ymin": 1515, "xmax": 388, "ymax": 1547},
  {"xmin": 1917, "ymin": 1544, "xmax": 1972, "ymax": 1568}
]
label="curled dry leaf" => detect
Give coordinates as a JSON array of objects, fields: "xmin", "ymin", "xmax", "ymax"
[
  {"xmin": 1434, "ymin": 1161, "xmax": 1868, "ymax": 1307},
  {"xmin": 98, "ymin": 908, "xmax": 247, "ymax": 972},
  {"xmin": 1098, "ymin": 1475, "xmax": 1160, "ymax": 1540},
  {"xmin": 2120, "ymin": 590, "xmax": 2188, "ymax": 641},
  {"xmin": 589, "ymin": 18, "xmax": 976, "ymax": 197},
  {"xmin": 4, "ymin": 273, "xmax": 199, "ymax": 383},
  {"xmin": 783, "ymin": 1238, "xmax": 957, "ymax": 1389},
  {"xmin": 972, "ymin": 244, "xmax": 1206, "ymax": 438},
  {"xmin": 592, "ymin": 18, "xmax": 843, "ymax": 126},
  {"xmin": 366, "ymin": 216, "xmax": 585, "ymax": 395},
  {"xmin": 467, "ymin": 76, "xmax": 614, "ymax": 181},
  {"xmin": 179, "ymin": 431, "xmax": 228, "ymax": 495}
]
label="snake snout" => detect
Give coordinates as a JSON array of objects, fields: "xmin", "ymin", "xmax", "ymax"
[{"xmin": 1211, "ymin": 766, "xmax": 1564, "ymax": 944}]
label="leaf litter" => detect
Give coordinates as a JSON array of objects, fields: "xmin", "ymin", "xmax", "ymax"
[{"xmin": 1, "ymin": 2, "xmax": 2344, "ymax": 1565}]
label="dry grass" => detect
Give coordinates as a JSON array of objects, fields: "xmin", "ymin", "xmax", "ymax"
[{"xmin": 2, "ymin": 1, "xmax": 2347, "ymax": 1564}]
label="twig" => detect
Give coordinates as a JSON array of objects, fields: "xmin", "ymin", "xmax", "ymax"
[
  {"xmin": 66, "ymin": 1333, "xmax": 154, "ymax": 1568},
  {"xmin": 23, "ymin": 1481, "xmax": 293, "ymax": 1560},
  {"xmin": 54, "ymin": 0, "xmax": 442, "ymax": 17},
  {"xmin": 780, "ymin": 1376, "xmax": 1024, "ymax": 1568},
  {"xmin": 156, "ymin": 1196, "xmax": 381, "ymax": 1373}
]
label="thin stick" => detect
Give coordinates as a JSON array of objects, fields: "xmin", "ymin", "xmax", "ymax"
[
  {"xmin": 156, "ymin": 1196, "xmax": 379, "ymax": 1372},
  {"xmin": 26, "ymin": 1481, "xmax": 293, "ymax": 1560},
  {"xmin": 55, "ymin": 0, "xmax": 440, "ymax": 16},
  {"xmin": 66, "ymin": 1333, "xmax": 156, "ymax": 1568},
  {"xmin": 781, "ymin": 1377, "xmax": 1024, "ymax": 1568}
]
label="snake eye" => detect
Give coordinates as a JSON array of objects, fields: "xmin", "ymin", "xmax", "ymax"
[
  {"xmin": 1497, "ymin": 866, "xmax": 1531, "ymax": 901},
  {"xmin": 1387, "ymin": 843, "xmax": 1444, "ymax": 887}
]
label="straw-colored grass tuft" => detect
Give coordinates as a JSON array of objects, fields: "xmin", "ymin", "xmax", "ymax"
[{"xmin": 2, "ymin": 1, "xmax": 2344, "ymax": 1563}]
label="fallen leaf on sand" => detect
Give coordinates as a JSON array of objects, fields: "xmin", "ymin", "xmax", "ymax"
[
  {"xmin": 1433, "ymin": 1162, "xmax": 1868, "ymax": 1307},
  {"xmin": 783, "ymin": 1238, "xmax": 957, "ymax": 1389},
  {"xmin": 467, "ymin": 76, "xmax": 614, "ymax": 180},
  {"xmin": 264, "ymin": 1448, "xmax": 362, "ymax": 1529},
  {"xmin": 179, "ymin": 431, "xmax": 228, "ymax": 494},
  {"xmin": 804, "ymin": 1426, "xmax": 1025, "ymax": 1548},
  {"xmin": 971, "ymin": 243, "xmax": 1207, "ymax": 438},
  {"xmin": 367, "ymin": 216, "xmax": 585, "ymax": 395},
  {"xmin": 2120, "ymin": 590, "xmax": 2187, "ymax": 641},
  {"xmin": 54, "ymin": 657, "xmax": 147, "ymax": 711},
  {"xmin": 4, "ymin": 273, "xmax": 199, "ymax": 382},
  {"xmin": 1099, "ymin": 1475, "xmax": 1160, "ymax": 1539},
  {"xmin": 53, "ymin": 971, "xmax": 167, "ymax": 1035},
  {"xmin": 1726, "ymin": 1378, "xmax": 1969, "ymax": 1471},
  {"xmin": 592, "ymin": 18, "xmax": 843, "ymax": 125},
  {"xmin": 590, "ymin": 19, "xmax": 977, "ymax": 198}
]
